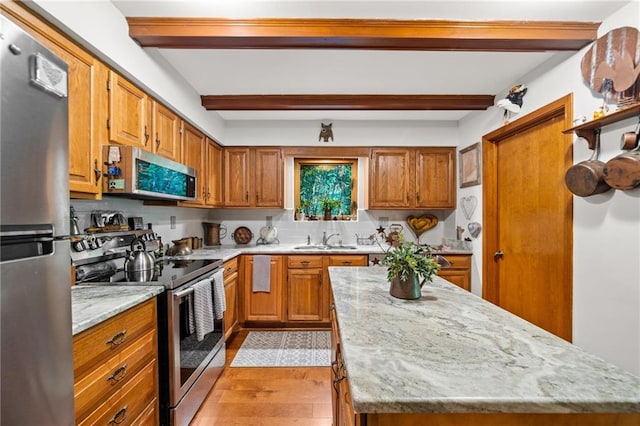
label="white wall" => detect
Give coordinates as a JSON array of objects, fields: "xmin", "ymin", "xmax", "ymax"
[
  {"xmin": 458, "ymin": 2, "xmax": 640, "ymax": 374},
  {"xmin": 28, "ymin": 0, "xmax": 225, "ymax": 142},
  {"xmin": 223, "ymin": 119, "xmax": 459, "ymax": 146}
]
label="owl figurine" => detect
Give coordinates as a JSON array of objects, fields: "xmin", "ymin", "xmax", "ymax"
[{"xmin": 319, "ymin": 122, "xmax": 333, "ymax": 142}]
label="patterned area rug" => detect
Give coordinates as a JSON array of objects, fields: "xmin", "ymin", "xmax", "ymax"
[{"xmin": 230, "ymin": 331, "xmax": 331, "ymax": 367}]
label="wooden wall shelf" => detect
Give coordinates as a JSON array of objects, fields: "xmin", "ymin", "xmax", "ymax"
[{"xmin": 563, "ymin": 104, "xmax": 640, "ymax": 149}]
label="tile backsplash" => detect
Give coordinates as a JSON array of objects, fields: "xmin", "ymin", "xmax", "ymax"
[{"xmin": 70, "ymin": 197, "xmax": 456, "ymax": 248}]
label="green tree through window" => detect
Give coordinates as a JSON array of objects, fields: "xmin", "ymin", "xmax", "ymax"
[{"xmin": 294, "ymin": 159, "xmax": 357, "ymax": 220}]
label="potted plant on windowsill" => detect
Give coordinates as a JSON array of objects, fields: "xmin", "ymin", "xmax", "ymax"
[
  {"xmin": 319, "ymin": 198, "xmax": 342, "ymax": 221},
  {"xmin": 381, "ymin": 240, "xmax": 441, "ymax": 300}
]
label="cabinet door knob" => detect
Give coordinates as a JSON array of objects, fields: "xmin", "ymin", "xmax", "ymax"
[
  {"xmin": 143, "ymin": 125, "xmax": 149, "ymax": 145},
  {"xmin": 106, "ymin": 330, "xmax": 127, "ymax": 346},
  {"xmin": 108, "ymin": 406, "xmax": 128, "ymax": 425},
  {"xmin": 155, "ymin": 133, "xmax": 160, "ymax": 149},
  {"xmin": 107, "ymin": 364, "xmax": 128, "ymax": 383},
  {"xmin": 494, "ymin": 250, "xmax": 504, "ymax": 260}
]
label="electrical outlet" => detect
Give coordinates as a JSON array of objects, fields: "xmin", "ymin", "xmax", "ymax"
[
  {"xmin": 170, "ymin": 215, "xmax": 176, "ymax": 229},
  {"xmin": 379, "ymin": 216, "xmax": 389, "ymax": 228},
  {"xmin": 266, "ymin": 216, "xmax": 272, "ymax": 226}
]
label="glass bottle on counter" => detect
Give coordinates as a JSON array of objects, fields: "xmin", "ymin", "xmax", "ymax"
[{"xmin": 156, "ymin": 237, "xmax": 164, "ymax": 258}]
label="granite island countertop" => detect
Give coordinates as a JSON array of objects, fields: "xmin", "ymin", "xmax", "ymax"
[
  {"xmin": 71, "ymin": 285, "xmax": 164, "ymax": 335},
  {"xmin": 328, "ymin": 266, "xmax": 640, "ymax": 415}
]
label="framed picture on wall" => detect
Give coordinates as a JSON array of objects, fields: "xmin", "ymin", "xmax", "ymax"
[{"xmin": 459, "ymin": 142, "xmax": 481, "ymax": 188}]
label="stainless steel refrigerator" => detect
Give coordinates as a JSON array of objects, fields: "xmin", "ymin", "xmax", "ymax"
[{"xmin": 1, "ymin": 15, "xmax": 74, "ymax": 425}]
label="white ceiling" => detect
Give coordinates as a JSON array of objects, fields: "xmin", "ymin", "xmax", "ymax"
[{"xmin": 112, "ymin": 0, "xmax": 630, "ymax": 122}]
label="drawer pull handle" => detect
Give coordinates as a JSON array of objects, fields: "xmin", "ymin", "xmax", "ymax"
[
  {"xmin": 342, "ymin": 261, "xmax": 352, "ymax": 265},
  {"xmin": 300, "ymin": 260, "xmax": 310, "ymax": 265},
  {"xmin": 106, "ymin": 330, "xmax": 127, "ymax": 346},
  {"xmin": 108, "ymin": 406, "xmax": 128, "ymax": 425},
  {"xmin": 107, "ymin": 364, "xmax": 128, "ymax": 383}
]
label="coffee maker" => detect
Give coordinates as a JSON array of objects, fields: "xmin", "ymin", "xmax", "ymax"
[{"xmin": 202, "ymin": 222, "xmax": 227, "ymax": 246}]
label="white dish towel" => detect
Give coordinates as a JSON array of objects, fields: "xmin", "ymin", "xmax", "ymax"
[
  {"xmin": 212, "ymin": 269, "xmax": 226, "ymax": 319},
  {"xmin": 252, "ymin": 255, "xmax": 271, "ymax": 293},
  {"xmin": 189, "ymin": 277, "xmax": 215, "ymax": 342}
]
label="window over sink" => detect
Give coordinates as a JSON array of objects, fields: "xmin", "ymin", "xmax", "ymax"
[{"xmin": 294, "ymin": 158, "xmax": 357, "ymax": 221}]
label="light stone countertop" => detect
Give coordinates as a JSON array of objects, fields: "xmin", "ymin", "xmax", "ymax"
[
  {"xmin": 328, "ymin": 266, "xmax": 640, "ymax": 414},
  {"xmin": 71, "ymin": 285, "xmax": 164, "ymax": 335},
  {"xmin": 166, "ymin": 243, "xmax": 472, "ymax": 262}
]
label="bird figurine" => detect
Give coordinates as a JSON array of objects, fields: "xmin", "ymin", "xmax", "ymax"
[
  {"xmin": 319, "ymin": 122, "xmax": 333, "ymax": 142},
  {"xmin": 496, "ymin": 84, "xmax": 527, "ymax": 124}
]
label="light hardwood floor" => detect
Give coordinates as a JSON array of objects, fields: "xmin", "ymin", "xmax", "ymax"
[{"xmin": 190, "ymin": 330, "xmax": 333, "ymax": 426}]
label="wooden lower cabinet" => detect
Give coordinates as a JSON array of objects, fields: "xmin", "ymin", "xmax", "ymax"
[
  {"xmin": 331, "ymin": 307, "xmax": 363, "ymax": 426},
  {"xmin": 73, "ymin": 298, "xmax": 158, "ymax": 425},
  {"xmin": 223, "ymin": 257, "xmax": 239, "ymax": 340},
  {"xmin": 437, "ymin": 254, "xmax": 471, "ymax": 291},
  {"xmin": 242, "ymin": 255, "xmax": 285, "ymax": 322},
  {"xmin": 287, "ymin": 255, "xmax": 324, "ymax": 321}
]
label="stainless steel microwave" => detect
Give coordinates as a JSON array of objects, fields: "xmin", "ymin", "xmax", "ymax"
[{"xmin": 102, "ymin": 145, "xmax": 197, "ymax": 201}]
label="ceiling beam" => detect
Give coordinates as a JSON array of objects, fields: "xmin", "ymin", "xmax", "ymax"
[
  {"xmin": 200, "ymin": 94, "xmax": 495, "ymax": 111},
  {"xmin": 127, "ymin": 18, "xmax": 599, "ymax": 51}
]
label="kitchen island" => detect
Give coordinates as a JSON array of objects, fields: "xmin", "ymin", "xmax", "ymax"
[{"xmin": 328, "ymin": 267, "xmax": 640, "ymax": 426}]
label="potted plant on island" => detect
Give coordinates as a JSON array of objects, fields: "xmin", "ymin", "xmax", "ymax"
[{"xmin": 381, "ymin": 239, "xmax": 441, "ymax": 300}]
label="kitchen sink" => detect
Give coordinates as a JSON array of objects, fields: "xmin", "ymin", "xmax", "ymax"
[{"xmin": 293, "ymin": 244, "xmax": 358, "ymax": 250}]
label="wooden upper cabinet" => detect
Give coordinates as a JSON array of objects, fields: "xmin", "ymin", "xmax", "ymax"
[
  {"xmin": 205, "ymin": 139, "xmax": 223, "ymax": 207},
  {"xmin": 223, "ymin": 147, "xmax": 282, "ymax": 208},
  {"xmin": 180, "ymin": 121, "xmax": 206, "ymax": 205},
  {"xmin": 415, "ymin": 148, "xmax": 456, "ymax": 209},
  {"xmin": 369, "ymin": 148, "xmax": 411, "ymax": 208},
  {"xmin": 152, "ymin": 101, "xmax": 180, "ymax": 162},
  {"xmin": 108, "ymin": 71, "xmax": 150, "ymax": 149},
  {"xmin": 369, "ymin": 147, "xmax": 456, "ymax": 209},
  {"xmin": 1, "ymin": 3, "xmax": 107, "ymax": 199},
  {"xmin": 224, "ymin": 148, "xmax": 251, "ymax": 207},
  {"xmin": 254, "ymin": 148, "xmax": 283, "ymax": 207}
]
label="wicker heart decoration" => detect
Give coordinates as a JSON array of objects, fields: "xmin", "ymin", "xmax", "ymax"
[{"xmin": 406, "ymin": 214, "xmax": 438, "ymax": 238}]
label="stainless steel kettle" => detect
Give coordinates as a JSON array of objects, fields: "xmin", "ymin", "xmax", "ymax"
[{"xmin": 124, "ymin": 237, "xmax": 155, "ymax": 281}]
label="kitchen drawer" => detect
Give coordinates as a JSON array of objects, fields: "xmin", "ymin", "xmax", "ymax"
[
  {"xmin": 74, "ymin": 299, "xmax": 156, "ymax": 378},
  {"xmin": 78, "ymin": 359, "xmax": 157, "ymax": 426},
  {"xmin": 224, "ymin": 256, "xmax": 239, "ymax": 276},
  {"xmin": 130, "ymin": 398, "xmax": 158, "ymax": 426},
  {"xmin": 440, "ymin": 254, "xmax": 471, "ymax": 269},
  {"xmin": 327, "ymin": 255, "xmax": 368, "ymax": 267},
  {"xmin": 74, "ymin": 328, "xmax": 156, "ymax": 421},
  {"xmin": 288, "ymin": 255, "xmax": 323, "ymax": 268}
]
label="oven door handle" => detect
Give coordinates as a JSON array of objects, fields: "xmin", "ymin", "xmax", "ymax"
[
  {"xmin": 172, "ymin": 271, "xmax": 218, "ymax": 299},
  {"xmin": 173, "ymin": 286, "xmax": 195, "ymax": 299}
]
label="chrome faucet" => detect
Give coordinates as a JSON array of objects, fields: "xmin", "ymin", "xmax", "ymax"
[{"xmin": 322, "ymin": 232, "xmax": 340, "ymax": 246}]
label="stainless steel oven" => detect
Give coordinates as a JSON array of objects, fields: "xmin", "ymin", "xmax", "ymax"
[
  {"xmin": 72, "ymin": 229, "xmax": 225, "ymax": 426},
  {"xmin": 162, "ymin": 265, "xmax": 225, "ymax": 426}
]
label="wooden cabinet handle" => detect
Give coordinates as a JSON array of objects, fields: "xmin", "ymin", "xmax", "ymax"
[
  {"xmin": 93, "ymin": 159, "xmax": 102, "ymax": 185},
  {"xmin": 108, "ymin": 406, "xmax": 128, "ymax": 425},
  {"xmin": 107, "ymin": 364, "xmax": 128, "ymax": 383},
  {"xmin": 106, "ymin": 330, "xmax": 127, "ymax": 347}
]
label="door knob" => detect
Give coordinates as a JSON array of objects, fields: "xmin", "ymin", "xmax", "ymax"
[{"xmin": 494, "ymin": 250, "xmax": 504, "ymax": 260}]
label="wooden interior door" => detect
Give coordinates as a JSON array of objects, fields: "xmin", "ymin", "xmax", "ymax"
[{"xmin": 483, "ymin": 94, "xmax": 573, "ymax": 341}]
